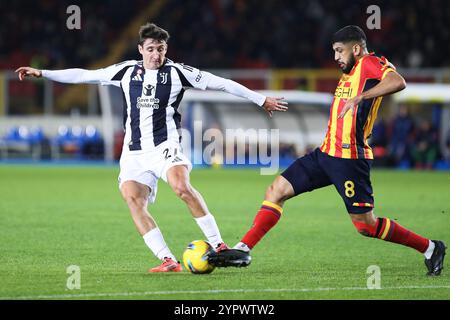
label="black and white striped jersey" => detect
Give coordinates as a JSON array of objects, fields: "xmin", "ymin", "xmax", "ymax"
[{"xmin": 42, "ymin": 58, "xmax": 266, "ymax": 153}]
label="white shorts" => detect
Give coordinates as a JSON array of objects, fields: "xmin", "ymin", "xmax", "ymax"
[{"xmin": 118, "ymin": 141, "xmax": 192, "ymax": 203}]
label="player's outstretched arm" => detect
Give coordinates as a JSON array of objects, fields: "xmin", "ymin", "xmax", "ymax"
[
  {"xmin": 262, "ymin": 97, "xmax": 288, "ymax": 117},
  {"xmin": 339, "ymin": 71, "xmax": 406, "ymax": 119},
  {"xmin": 15, "ymin": 67, "xmax": 42, "ymax": 81},
  {"xmin": 15, "ymin": 61, "xmax": 135, "ymax": 85},
  {"xmin": 203, "ymin": 72, "xmax": 288, "ymax": 116},
  {"xmin": 16, "ymin": 66, "xmax": 106, "ymax": 84}
]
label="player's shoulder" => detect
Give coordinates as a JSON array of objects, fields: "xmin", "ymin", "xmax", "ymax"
[
  {"xmin": 164, "ymin": 58, "xmax": 178, "ymax": 68},
  {"xmin": 109, "ymin": 59, "xmax": 139, "ymax": 68},
  {"xmin": 164, "ymin": 58, "xmax": 176, "ymax": 66},
  {"xmin": 108, "ymin": 60, "xmax": 141, "ymax": 81},
  {"xmin": 165, "ymin": 59, "xmax": 198, "ymax": 72},
  {"xmin": 361, "ymin": 53, "xmax": 383, "ymax": 66},
  {"xmin": 164, "ymin": 59, "xmax": 205, "ymax": 87},
  {"xmin": 361, "ymin": 53, "xmax": 394, "ymax": 69}
]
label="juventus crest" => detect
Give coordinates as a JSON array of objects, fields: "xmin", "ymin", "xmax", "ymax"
[{"xmin": 159, "ymin": 72, "xmax": 168, "ymax": 84}]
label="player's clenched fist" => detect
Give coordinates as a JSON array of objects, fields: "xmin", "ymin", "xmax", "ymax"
[{"xmin": 15, "ymin": 67, "xmax": 42, "ymax": 81}]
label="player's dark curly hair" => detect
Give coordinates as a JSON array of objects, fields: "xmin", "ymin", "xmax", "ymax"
[
  {"xmin": 332, "ymin": 25, "xmax": 367, "ymax": 47},
  {"xmin": 139, "ymin": 23, "xmax": 170, "ymax": 45}
]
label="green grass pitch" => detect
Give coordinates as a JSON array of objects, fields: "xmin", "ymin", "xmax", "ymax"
[{"xmin": 0, "ymin": 165, "xmax": 449, "ymax": 300}]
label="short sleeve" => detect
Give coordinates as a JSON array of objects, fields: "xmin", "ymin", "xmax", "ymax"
[{"xmin": 361, "ymin": 55, "xmax": 395, "ymax": 81}]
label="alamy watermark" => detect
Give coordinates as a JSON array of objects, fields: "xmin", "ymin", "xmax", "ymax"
[
  {"xmin": 366, "ymin": 265, "xmax": 381, "ymax": 289},
  {"xmin": 66, "ymin": 265, "xmax": 81, "ymax": 290},
  {"xmin": 179, "ymin": 121, "xmax": 280, "ymax": 175},
  {"xmin": 66, "ymin": 5, "xmax": 81, "ymax": 30},
  {"xmin": 366, "ymin": 5, "xmax": 381, "ymax": 30}
]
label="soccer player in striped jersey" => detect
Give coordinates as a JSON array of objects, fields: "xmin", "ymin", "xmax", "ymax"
[
  {"xmin": 211, "ymin": 25, "xmax": 446, "ymax": 276},
  {"xmin": 16, "ymin": 23, "xmax": 288, "ymax": 272}
]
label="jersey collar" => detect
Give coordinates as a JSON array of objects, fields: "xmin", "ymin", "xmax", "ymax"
[{"xmin": 348, "ymin": 52, "xmax": 375, "ymax": 75}]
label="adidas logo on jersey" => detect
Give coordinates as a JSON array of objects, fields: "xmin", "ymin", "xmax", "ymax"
[
  {"xmin": 172, "ymin": 156, "xmax": 183, "ymax": 163},
  {"xmin": 132, "ymin": 74, "xmax": 143, "ymax": 81}
]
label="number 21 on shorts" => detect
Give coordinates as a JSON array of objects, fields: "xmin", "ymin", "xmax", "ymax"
[
  {"xmin": 163, "ymin": 147, "xmax": 178, "ymax": 160},
  {"xmin": 344, "ymin": 180, "xmax": 355, "ymax": 198}
]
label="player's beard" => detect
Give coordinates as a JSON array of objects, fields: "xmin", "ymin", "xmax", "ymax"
[{"xmin": 342, "ymin": 54, "xmax": 356, "ymax": 74}]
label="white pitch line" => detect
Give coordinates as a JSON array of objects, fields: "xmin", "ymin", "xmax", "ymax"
[{"xmin": 1, "ymin": 285, "xmax": 450, "ymax": 300}]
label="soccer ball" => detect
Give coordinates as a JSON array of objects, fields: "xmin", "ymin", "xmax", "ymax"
[{"xmin": 182, "ymin": 240, "xmax": 216, "ymax": 274}]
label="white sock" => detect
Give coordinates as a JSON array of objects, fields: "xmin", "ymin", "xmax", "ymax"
[
  {"xmin": 195, "ymin": 213, "xmax": 223, "ymax": 248},
  {"xmin": 424, "ymin": 240, "xmax": 435, "ymax": 259},
  {"xmin": 233, "ymin": 242, "xmax": 251, "ymax": 252},
  {"xmin": 143, "ymin": 228, "xmax": 176, "ymax": 261}
]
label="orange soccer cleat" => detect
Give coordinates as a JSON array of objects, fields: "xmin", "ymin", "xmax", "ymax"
[{"xmin": 148, "ymin": 257, "xmax": 183, "ymax": 273}]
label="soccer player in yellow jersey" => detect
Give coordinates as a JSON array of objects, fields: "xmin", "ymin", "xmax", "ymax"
[{"xmin": 210, "ymin": 25, "xmax": 446, "ymax": 276}]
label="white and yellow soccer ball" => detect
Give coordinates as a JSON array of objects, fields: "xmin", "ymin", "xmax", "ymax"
[{"xmin": 183, "ymin": 240, "xmax": 216, "ymax": 274}]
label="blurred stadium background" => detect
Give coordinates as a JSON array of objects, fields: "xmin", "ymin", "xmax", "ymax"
[{"xmin": 0, "ymin": 0, "xmax": 449, "ymax": 170}]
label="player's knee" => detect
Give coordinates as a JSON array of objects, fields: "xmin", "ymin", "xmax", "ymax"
[
  {"xmin": 172, "ymin": 182, "xmax": 194, "ymax": 200},
  {"xmin": 123, "ymin": 194, "xmax": 147, "ymax": 210},
  {"xmin": 265, "ymin": 183, "xmax": 288, "ymax": 203}
]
